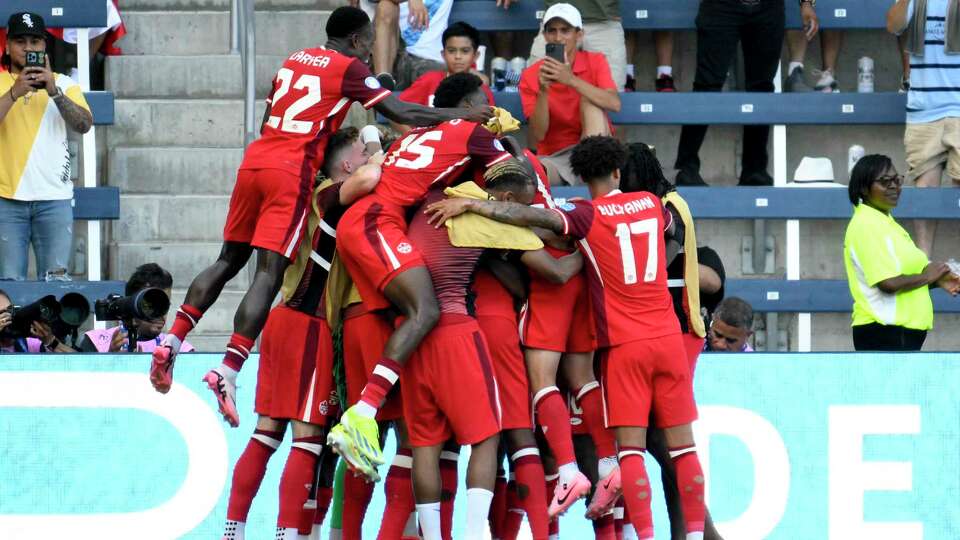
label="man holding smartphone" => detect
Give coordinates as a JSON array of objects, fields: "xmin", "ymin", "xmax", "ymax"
[
  {"xmin": 519, "ymin": 3, "xmax": 621, "ymax": 186},
  {"xmin": 0, "ymin": 12, "xmax": 93, "ymax": 281}
]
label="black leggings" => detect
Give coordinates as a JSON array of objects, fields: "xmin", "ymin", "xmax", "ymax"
[{"xmin": 852, "ymin": 323, "xmax": 927, "ymax": 351}]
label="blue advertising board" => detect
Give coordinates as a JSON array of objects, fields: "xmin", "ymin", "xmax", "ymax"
[{"xmin": 0, "ymin": 353, "xmax": 957, "ymax": 539}]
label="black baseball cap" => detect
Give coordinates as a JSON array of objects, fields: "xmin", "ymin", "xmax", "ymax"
[{"xmin": 6, "ymin": 12, "xmax": 47, "ymax": 39}]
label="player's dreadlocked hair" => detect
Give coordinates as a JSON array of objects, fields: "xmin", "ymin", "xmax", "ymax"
[
  {"xmin": 433, "ymin": 72, "xmax": 484, "ymax": 109},
  {"xmin": 321, "ymin": 127, "xmax": 360, "ymax": 178},
  {"xmin": 620, "ymin": 142, "xmax": 674, "ymax": 197},
  {"xmin": 483, "ymin": 159, "xmax": 534, "ymax": 195},
  {"xmin": 570, "ymin": 136, "xmax": 627, "ymax": 182},
  {"xmin": 326, "ymin": 6, "xmax": 370, "ymax": 39}
]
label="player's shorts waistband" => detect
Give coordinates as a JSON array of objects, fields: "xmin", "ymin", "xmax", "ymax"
[
  {"xmin": 277, "ymin": 303, "xmax": 326, "ymax": 321},
  {"xmin": 343, "ymin": 302, "xmax": 372, "ymax": 320},
  {"xmin": 436, "ymin": 312, "xmax": 477, "ymax": 328}
]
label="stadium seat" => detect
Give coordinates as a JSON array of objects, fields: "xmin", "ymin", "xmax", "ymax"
[
  {"xmin": 726, "ymin": 279, "xmax": 960, "ymax": 313},
  {"xmin": 0, "ymin": 0, "xmax": 107, "ymax": 28},
  {"xmin": 73, "ymin": 187, "xmax": 120, "ymax": 220},
  {"xmin": 86, "ymin": 91, "xmax": 115, "ymax": 125}
]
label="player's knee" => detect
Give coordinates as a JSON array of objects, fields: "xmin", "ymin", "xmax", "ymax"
[{"xmin": 413, "ymin": 298, "xmax": 440, "ymax": 331}]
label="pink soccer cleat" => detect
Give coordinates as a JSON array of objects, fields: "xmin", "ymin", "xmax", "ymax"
[
  {"xmin": 149, "ymin": 334, "xmax": 182, "ymax": 393},
  {"xmin": 203, "ymin": 368, "xmax": 240, "ymax": 427},
  {"xmin": 548, "ymin": 471, "xmax": 591, "ymax": 518},
  {"xmin": 585, "ymin": 466, "xmax": 622, "ymax": 519}
]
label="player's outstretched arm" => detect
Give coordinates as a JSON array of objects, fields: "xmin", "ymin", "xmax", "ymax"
[
  {"xmin": 374, "ymin": 94, "xmax": 495, "ymax": 126},
  {"xmin": 424, "ymin": 198, "xmax": 565, "ymax": 233},
  {"xmin": 520, "ymin": 249, "xmax": 583, "ymax": 285},
  {"xmin": 339, "ymin": 160, "xmax": 383, "ymax": 205}
]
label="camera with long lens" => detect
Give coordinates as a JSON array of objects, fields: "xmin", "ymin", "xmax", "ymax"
[
  {"xmin": 94, "ymin": 289, "xmax": 171, "ymax": 349},
  {"xmin": 0, "ymin": 293, "xmax": 90, "ymax": 345}
]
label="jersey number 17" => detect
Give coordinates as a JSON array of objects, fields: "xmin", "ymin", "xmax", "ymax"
[{"xmin": 614, "ymin": 218, "xmax": 659, "ymax": 285}]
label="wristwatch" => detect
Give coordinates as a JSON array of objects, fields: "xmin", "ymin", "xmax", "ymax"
[{"xmin": 45, "ymin": 338, "xmax": 60, "ymax": 351}]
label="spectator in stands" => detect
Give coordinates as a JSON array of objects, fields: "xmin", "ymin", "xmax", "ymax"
[
  {"xmin": 785, "ymin": 30, "xmax": 843, "ymax": 92},
  {"xmin": 520, "ymin": 4, "xmax": 620, "ymax": 185},
  {"xmin": 529, "ymin": 0, "xmax": 627, "ymax": 89},
  {"xmin": 705, "ymin": 297, "xmax": 754, "ymax": 352},
  {"xmin": 393, "ymin": 22, "xmax": 494, "ymax": 131},
  {"xmin": 0, "ymin": 288, "xmax": 76, "ymax": 353},
  {"xmin": 76, "ymin": 263, "xmax": 197, "ymax": 353},
  {"xmin": 887, "ymin": 0, "xmax": 960, "ymax": 256},
  {"xmin": 843, "ymin": 154, "xmax": 959, "ymax": 351},
  {"xmin": 372, "ymin": 0, "xmax": 451, "ymax": 90},
  {"xmin": 674, "ymin": 0, "xmax": 819, "ymax": 186},
  {"xmin": 0, "ymin": 12, "xmax": 93, "ymax": 282}
]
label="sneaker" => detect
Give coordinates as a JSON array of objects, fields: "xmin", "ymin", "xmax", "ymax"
[
  {"xmin": 376, "ymin": 72, "xmax": 397, "ymax": 92},
  {"xmin": 585, "ymin": 467, "xmax": 621, "ymax": 519},
  {"xmin": 655, "ymin": 74, "xmax": 676, "ymax": 92},
  {"xmin": 739, "ymin": 170, "xmax": 774, "ymax": 186},
  {"xmin": 327, "ymin": 405, "xmax": 384, "ymax": 482},
  {"xmin": 548, "ymin": 471, "xmax": 591, "ymax": 518},
  {"xmin": 149, "ymin": 335, "xmax": 182, "ymax": 394},
  {"xmin": 624, "ymin": 73, "xmax": 636, "ymax": 92},
  {"xmin": 900, "ymin": 76, "xmax": 910, "ymax": 93},
  {"xmin": 203, "ymin": 368, "xmax": 240, "ymax": 427},
  {"xmin": 676, "ymin": 167, "xmax": 708, "ymax": 187},
  {"xmin": 813, "ymin": 69, "xmax": 839, "ymax": 93},
  {"xmin": 784, "ymin": 66, "xmax": 812, "ymax": 92}
]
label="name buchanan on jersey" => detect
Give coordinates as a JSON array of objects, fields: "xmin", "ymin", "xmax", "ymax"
[
  {"xmin": 288, "ymin": 50, "xmax": 333, "ymax": 68},
  {"xmin": 595, "ymin": 195, "xmax": 655, "ymax": 217}
]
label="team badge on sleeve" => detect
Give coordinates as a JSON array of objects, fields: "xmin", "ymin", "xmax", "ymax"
[{"xmin": 364, "ymin": 76, "xmax": 382, "ymax": 89}]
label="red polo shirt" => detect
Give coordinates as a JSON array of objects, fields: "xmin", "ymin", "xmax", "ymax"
[
  {"xmin": 400, "ymin": 70, "xmax": 496, "ymax": 108},
  {"xmin": 519, "ymin": 50, "xmax": 617, "ymax": 156}
]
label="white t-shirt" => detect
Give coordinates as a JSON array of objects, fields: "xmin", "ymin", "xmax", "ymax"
[
  {"xmin": 399, "ymin": 0, "xmax": 453, "ymax": 63},
  {"xmin": 61, "ymin": 0, "xmax": 122, "ymax": 43}
]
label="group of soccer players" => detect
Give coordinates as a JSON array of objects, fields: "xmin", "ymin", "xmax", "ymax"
[{"xmin": 145, "ymin": 6, "xmax": 715, "ymax": 540}]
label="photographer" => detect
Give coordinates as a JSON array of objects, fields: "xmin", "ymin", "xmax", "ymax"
[
  {"xmin": 0, "ymin": 12, "xmax": 93, "ymax": 281},
  {"xmin": 77, "ymin": 263, "xmax": 195, "ymax": 354},
  {"xmin": 0, "ymin": 289, "xmax": 75, "ymax": 353}
]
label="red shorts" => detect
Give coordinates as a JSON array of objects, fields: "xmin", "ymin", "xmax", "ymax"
[
  {"xmin": 477, "ymin": 314, "xmax": 531, "ymax": 431},
  {"xmin": 600, "ymin": 333, "xmax": 697, "ymax": 429},
  {"xmin": 255, "ymin": 305, "xmax": 335, "ymax": 424},
  {"xmin": 402, "ymin": 314, "xmax": 502, "ymax": 447},
  {"xmin": 343, "ymin": 305, "xmax": 404, "ymax": 422},
  {"xmin": 520, "ymin": 272, "xmax": 595, "ymax": 353},
  {"xmin": 681, "ymin": 332, "xmax": 705, "ymax": 377},
  {"xmin": 336, "ymin": 196, "xmax": 426, "ymax": 312},
  {"xmin": 223, "ymin": 168, "xmax": 310, "ymax": 260}
]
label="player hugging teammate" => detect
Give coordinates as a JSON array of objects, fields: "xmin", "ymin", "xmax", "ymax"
[{"xmin": 146, "ymin": 6, "xmax": 710, "ymax": 539}]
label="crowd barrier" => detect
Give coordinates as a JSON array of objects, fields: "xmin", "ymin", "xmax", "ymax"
[{"xmin": 0, "ymin": 353, "xmax": 956, "ymax": 539}]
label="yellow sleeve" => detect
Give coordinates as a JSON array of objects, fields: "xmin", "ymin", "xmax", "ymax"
[{"xmin": 57, "ymin": 75, "xmax": 90, "ymax": 112}]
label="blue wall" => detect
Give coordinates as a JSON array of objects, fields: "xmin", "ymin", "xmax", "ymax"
[{"xmin": 0, "ymin": 353, "xmax": 957, "ymax": 539}]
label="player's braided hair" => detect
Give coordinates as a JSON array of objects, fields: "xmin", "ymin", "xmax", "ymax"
[
  {"xmin": 570, "ymin": 136, "xmax": 627, "ymax": 182},
  {"xmin": 483, "ymin": 159, "xmax": 533, "ymax": 194},
  {"xmin": 620, "ymin": 142, "xmax": 674, "ymax": 197}
]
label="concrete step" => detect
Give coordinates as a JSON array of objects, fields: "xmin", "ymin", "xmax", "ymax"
[
  {"xmin": 121, "ymin": 10, "xmax": 332, "ymax": 56},
  {"xmin": 109, "ymin": 99, "xmax": 265, "ymax": 148},
  {"xmin": 169, "ymin": 289, "xmax": 246, "ymax": 335},
  {"xmin": 111, "ymin": 242, "xmax": 250, "ymax": 291},
  {"xmin": 123, "ymin": 0, "xmax": 344, "ymax": 11},
  {"xmin": 114, "ymin": 195, "xmax": 230, "ymax": 243},
  {"xmin": 106, "ymin": 54, "xmax": 286, "ymax": 98},
  {"xmin": 109, "ymin": 147, "xmax": 242, "ymax": 194}
]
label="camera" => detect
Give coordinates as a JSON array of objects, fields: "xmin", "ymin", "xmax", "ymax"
[
  {"xmin": 0, "ymin": 293, "xmax": 90, "ymax": 342},
  {"xmin": 94, "ymin": 288, "xmax": 171, "ymax": 322}
]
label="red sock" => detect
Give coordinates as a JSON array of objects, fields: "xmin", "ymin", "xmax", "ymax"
[
  {"xmin": 532, "ymin": 387, "xmax": 575, "ymax": 465},
  {"xmin": 618, "ymin": 448, "xmax": 653, "ymax": 539},
  {"xmin": 593, "ymin": 512, "xmax": 617, "ymax": 540},
  {"xmin": 490, "ymin": 471, "xmax": 508, "ymax": 538},
  {"xmin": 614, "ymin": 499, "xmax": 625, "ymax": 540},
  {"xmin": 576, "ymin": 382, "xmax": 618, "ymax": 459},
  {"xmin": 510, "ymin": 446, "xmax": 549, "ymax": 540},
  {"xmin": 549, "ymin": 517, "xmax": 559, "ymax": 538},
  {"xmin": 278, "ymin": 436, "xmax": 323, "ymax": 529},
  {"xmin": 545, "ymin": 473, "xmax": 559, "ymax": 538},
  {"xmin": 440, "ymin": 451, "xmax": 459, "ymax": 540},
  {"xmin": 360, "ymin": 357, "xmax": 402, "ymax": 408},
  {"xmin": 223, "ymin": 333, "xmax": 255, "ymax": 372},
  {"xmin": 169, "ymin": 304, "xmax": 202, "ymax": 342},
  {"xmin": 377, "ymin": 448, "xmax": 415, "ymax": 540},
  {"xmin": 502, "ymin": 479, "xmax": 523, "ymax": 540},
  {"xmin": 227, "ymin": 429, "xmax": 283, "ymax": 521},
  {"xmin": 342, "ymin": 472, "xmax": 375, "ymax": 540},
  {"xmin": 312, "ymin": 486, "xmax": 333, "ymax": 530},
  {"xmin": 671, "ymin": 446, "xmax": 706, "ymax": 534}
]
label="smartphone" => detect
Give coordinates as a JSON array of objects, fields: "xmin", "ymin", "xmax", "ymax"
[
  {"xmin": 545, "ymin": 42, "xmax": 565, "ymax": 63},
  {"xmin": 24, "ymin": 50, "xmax": 46, "ymax": 88}
]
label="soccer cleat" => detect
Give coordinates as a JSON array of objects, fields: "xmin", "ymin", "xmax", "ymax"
[
  {"xmin": 149, "ymin": 335, "xmax": 182, "ymax": 394},
  {"xmin": 327, "ymin": 406, "xmax": 384, "ymax": 482},
  {"xmin": 548, "ymin": 471, "xmax": 591, "ymax": 518},
  {"xmin": 204, "ymin": 368, "xmax": 240, "ymax": 427},
  {"xmin": 585, "ymin": 467, "xmax": 622, "ymax": 519},
  {"xmin": 784, "ymin": 66, "xmax": 812, "ymax": 92}
]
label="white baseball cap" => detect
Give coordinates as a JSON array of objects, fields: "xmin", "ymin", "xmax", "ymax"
[{"xmin": 542, "ymin": 3, "xmax": 583, "ymax": 30}]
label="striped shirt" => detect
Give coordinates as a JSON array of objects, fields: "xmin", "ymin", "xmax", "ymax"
[{"xmin": 905, "ymin": 0, "xmax": 960, "ymax": 123}]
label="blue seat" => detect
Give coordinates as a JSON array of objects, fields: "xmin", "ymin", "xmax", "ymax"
[
  {"xmin": 725, "ymin": 279, "xmax": 960, "ymax": 313},
  {"xmin": 2, "ymin": 280, "xmax": 125, "ymax": 308},
  {"xmin": 73, "ymin": 187, "xmax": 119, "ymax": 220},
  {"xmin": 0, "ymin": 0, "xmax": 107, "ymax": 28},
  {"xmin": 85, "ymin": 91, "xmax": 115, "ymax": 125}
]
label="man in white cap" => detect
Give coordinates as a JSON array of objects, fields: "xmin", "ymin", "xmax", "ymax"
[{"xmin": 519, "ymin": 3, "xmax": 621, "ymax": 186}]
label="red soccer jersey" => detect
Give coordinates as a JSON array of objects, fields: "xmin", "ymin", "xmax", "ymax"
[
  {"xmin": 553, "ymin": 190, "xmax": 680, "ymax": 347},
  {"xmin": 399, "ymin": 70, "xmax": 496, "ymax": 108},
  {"xmin": 374, "ymin": 119, "xmax": 512, "ymax": 207},
  {"xmin": 240, "ymin": 47, "xmax": 391, "ymax": 177},
  {"xmin": 472, "ymin": 267, "xmax": 517, "ymax": 320}
]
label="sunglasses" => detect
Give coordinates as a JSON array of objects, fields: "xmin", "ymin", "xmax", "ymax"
[{"xmin": 875, "ymin": 174, "xmax": 904, "ymax": 189}]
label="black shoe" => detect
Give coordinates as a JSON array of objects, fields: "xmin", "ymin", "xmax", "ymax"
[
  {"xmin": 655, "ymin": 74, "xmax": 676, "ymax": 92},
  {"xmin": 739, "ymin": 170, "xmax": 774, "ymax": 186},
  {"xmin": 676, "ymin": 168, "xmax": 708, "ymax": 186},
  {"xmin": 376, "ymin": 72, "xmax": 397, "ymax": 92}
]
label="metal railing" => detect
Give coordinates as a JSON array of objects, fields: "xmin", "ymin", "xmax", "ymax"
[{"xmin": 231, "ymin": 0, "xmax": 257, "ymax": 149}]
